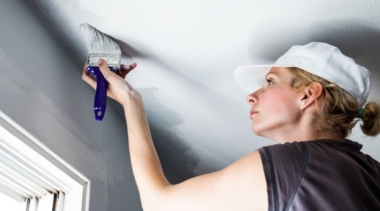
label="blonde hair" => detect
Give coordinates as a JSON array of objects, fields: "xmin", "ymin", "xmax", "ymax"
[{"xmin": 289, "ymin": 67, "xmax": 380, "ymax": 138}]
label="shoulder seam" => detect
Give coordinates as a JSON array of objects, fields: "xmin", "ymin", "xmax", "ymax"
[
  {"xmin": 285, "ymin": 142, "xmax": 309, "ymax": 211},
  {"xmin": 263, "ymin": 147, "xmax": 279, "ymax": 211}
]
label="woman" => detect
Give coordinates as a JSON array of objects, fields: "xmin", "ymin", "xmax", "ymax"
[{"xmin": 82, "ymin": 42, "xmax": 380, "ymax": 210}]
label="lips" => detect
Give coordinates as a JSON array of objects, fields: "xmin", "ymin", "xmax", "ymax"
[{"xmin": 250, "ymin": 110, "xmax": 258, "ymax": 117}]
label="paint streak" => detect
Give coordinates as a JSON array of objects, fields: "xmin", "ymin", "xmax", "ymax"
[{"xmin": 124, "ymin": 84, "xmax": 136, "ymax": 98}]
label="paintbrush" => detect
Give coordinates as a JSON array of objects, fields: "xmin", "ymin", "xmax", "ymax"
[{"xmin": 79, "ymin": 23, "xmax": 122, "ymax": 121}]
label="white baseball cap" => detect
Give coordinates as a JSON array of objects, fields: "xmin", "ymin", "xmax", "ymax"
[{"xmin": 235, "ymin": 42, "xmax": 371, "ymax": 107}]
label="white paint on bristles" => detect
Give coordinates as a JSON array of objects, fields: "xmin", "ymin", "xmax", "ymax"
[{"xmin": 79, "ymin": 23, "xmax": 121, "ymax": 55}]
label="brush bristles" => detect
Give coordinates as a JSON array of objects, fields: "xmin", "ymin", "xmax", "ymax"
[{"xmin": 79, "ymin": 23, "xmax": 121, "ymax": 55}]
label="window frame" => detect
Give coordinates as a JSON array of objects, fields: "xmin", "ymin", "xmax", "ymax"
[{"xmin": 0, "ymin": 110, "xmax": 90, "ymax": 211}]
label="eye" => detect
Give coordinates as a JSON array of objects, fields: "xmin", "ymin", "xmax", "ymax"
[{"xmin": 267, "ymin": 79, "xmax": 273, "ymax": 86}]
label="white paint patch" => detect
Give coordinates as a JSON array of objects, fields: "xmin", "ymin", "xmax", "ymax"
[{"xmin": 124, "ymin": 84, "xmax": 136, "ymax": 98}]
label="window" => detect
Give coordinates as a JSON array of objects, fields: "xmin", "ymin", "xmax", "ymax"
[{"xmin": 0, "ymin": 111, "xmax": 89, "ymax": 211}]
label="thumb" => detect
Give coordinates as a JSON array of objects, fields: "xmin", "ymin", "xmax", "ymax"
[{"xmin": 98, "ymin": 58, "xmax": 112, "ymax": 79}]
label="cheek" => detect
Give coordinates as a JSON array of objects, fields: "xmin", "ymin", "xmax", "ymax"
[
  {"xmin": 260, "ymin": 89, "xmax": 299, "ymax": 117},
  {"xmin": 262, "ymin": 90, "xmax": 288, "ymax": 110},
  {"xmin": 252, "ymin": 86, "xmax": 302, "ymax": 136}
]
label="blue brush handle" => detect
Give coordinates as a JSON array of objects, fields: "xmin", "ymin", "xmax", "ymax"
[{"xmin": 87, "ymin": 66, "xmax": 107, "ymax": 121}]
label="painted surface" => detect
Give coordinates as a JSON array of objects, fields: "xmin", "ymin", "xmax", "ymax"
[
  {"xmin": 27, "ymin": 0, "xmax": 380, "ymax": 175},
  {"xmin": 2, "ymin": 0, "xmax": 380, "ymax": 210},
  {"xmin": 0, "ymin": 1, "xmax": 174, "ymax": 210}
]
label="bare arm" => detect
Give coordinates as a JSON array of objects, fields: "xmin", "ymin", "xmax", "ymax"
[
  {"xmin": 122, "ymin": 86, "xmax": 170, "ymax": 207},
  {"xmin": 82, "ymin": 59, "xmax": 268, "ymax": 210}
]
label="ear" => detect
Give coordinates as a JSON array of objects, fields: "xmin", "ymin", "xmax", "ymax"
[{"xmin": 300, "ymin": 82, "xmax": 323, "ymax": 110}]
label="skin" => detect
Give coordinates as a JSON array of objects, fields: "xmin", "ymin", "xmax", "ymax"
[{"xmin": 82, "ymin": 61, "xmax": 338, "ymax": 211}]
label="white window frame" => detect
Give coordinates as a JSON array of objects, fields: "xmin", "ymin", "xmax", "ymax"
[{"xmin": 0, "ymin": 110, "xmax": 90, "ymax": 211}]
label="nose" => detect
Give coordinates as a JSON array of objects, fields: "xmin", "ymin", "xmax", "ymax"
[{"xmin": 246, "ymin": 91, "xmax": 258, "ymax": 106}]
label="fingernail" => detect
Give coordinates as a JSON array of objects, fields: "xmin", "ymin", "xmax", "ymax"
[{"xmin": 98, "ymin": 59, "xmax": 104, "ymax": 66}]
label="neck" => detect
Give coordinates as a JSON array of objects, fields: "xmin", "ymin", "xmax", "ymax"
[{"xmin": 267, "ymin": 115, "xmax": 341, "ymax": 144}]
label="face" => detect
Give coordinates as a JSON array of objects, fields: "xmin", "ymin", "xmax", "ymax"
[{"xmin": 246, "ymin": 67, "xmax": 303, "ymax": 140}]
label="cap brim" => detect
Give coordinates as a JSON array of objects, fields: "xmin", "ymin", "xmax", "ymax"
[{"xmin": 235, "ymin": 65, "xmax": 273, "ymax": 93}]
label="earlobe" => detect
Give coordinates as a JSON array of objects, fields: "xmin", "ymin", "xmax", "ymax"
[
  {"xmin": 300, "ymin": 94, "xmax": 309, "ymax": 110},
  {"xmin": 300, "ymin": 99, "xmax": 308, "ymax": 110}
]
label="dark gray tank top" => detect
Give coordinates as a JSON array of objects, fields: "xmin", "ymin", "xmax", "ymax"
[{"xmin": 258, "ymin": 139, "xmax": 380, "ymax": 211}]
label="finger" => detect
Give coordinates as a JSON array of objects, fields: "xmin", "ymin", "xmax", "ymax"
[
  {"xmin": 83, "ymin": 73, "xmax": 97, "ymax": 90},
  {"xmin": 120, "ymin": 63, "xmax": 137, "ymax": 78},
  {"xmin": 98, "ymin": 59, "xmax": 113, "ymax": 79},
  {"xmin": 81, "ymin": 63, "xmax": 87, "ymax": 76},
  {"xmin": 121, "ymin": 63, "xmax": 137, "ymax": 72}
]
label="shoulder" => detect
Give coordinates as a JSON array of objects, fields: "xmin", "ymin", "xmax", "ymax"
[
  {"xmin": 217, "ymin": 150, "xmax": 268, "ymax": 210},
  {"xmin": 151, "ymin": 150, "xmax": 268, "ymax": 210},
  {"xmin": 257, "ymin": 142, "xmax": 310, "ymax": 211}
]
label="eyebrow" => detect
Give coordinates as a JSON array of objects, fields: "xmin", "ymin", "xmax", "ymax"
[{"xmin": 265, "ymin": 72, "xmax": 278, "ymax": 78}]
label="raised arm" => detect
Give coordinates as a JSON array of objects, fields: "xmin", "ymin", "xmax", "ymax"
[{"xmin": 82, "ymin": 59, "xmax": 268, "ymax": 210}]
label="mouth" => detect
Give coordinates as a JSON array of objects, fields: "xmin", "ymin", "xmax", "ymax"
[{"xmin": 250, "ymin": 110, "xmax": 258, "ymax": 117}]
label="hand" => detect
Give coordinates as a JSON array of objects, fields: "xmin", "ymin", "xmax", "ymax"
[{"xmin": 82, "ymin": 58, "xmax": 140, "ymax": 106}]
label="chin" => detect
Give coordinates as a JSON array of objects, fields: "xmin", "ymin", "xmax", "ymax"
[
  {"xmin": 251, "ymin": 124, "xmax": 263, "ymax": 136},
  {"xmin": 251, "ymin": 123, "xmax": 272, "ymax": 138}
]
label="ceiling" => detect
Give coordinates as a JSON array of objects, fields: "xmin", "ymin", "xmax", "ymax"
[{"xmin": 28, "ymin": 0, "xmax": 380, "ymax": 181}]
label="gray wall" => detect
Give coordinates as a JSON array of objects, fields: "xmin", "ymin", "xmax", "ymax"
[
  {"xmin": 0, "ymin": 1, "xmax": 176, "ymax": 210},
  {"xmin": 26, "ymin": 0, "xmax": 380, "ymax": 182}
]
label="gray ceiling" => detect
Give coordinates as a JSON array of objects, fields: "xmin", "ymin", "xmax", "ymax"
[{"xmin": 28, "ymin": 0, "xmax": 380, "ymax": 181}]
